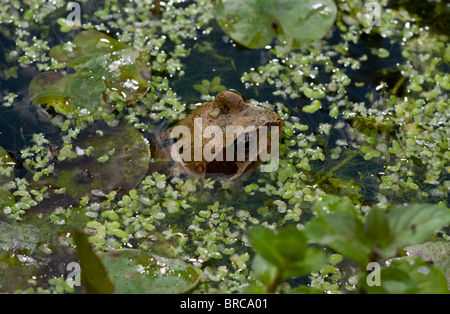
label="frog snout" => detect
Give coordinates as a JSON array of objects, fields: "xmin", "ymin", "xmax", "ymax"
[{"xmin": 215, "ymin": 91, "xmax": 245, "ymax": 113}]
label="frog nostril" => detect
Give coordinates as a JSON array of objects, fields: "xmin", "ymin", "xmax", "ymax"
[{"xmin": 220, "ymin": 103, "xmax": 231, "ymax": 113}]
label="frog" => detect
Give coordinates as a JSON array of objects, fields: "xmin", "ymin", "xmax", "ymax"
[
  {"xmin": 30, "ymin": 91, "xmax": 282, "ymax": 212},
  {"xmin": 152, "ymin": 91, "xmax": 283, "ymax": 180}
]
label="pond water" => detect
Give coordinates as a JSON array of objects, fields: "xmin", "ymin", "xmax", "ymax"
[{"xmin": 0, "ymin": 0, "xmax": 448, "ymax": 294}]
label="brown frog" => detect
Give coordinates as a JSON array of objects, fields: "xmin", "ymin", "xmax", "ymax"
[{"xmin": 152, "ymin": 91, "xmax": 283, "ymax": 180}]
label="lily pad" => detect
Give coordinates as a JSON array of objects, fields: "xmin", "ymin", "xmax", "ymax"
[
  {"xmin": 99, "ymin": 249, "xmax": 201, "ymax": 294},
  {"xmin": 215, "ymin": 0, "xmax": 337, "ymax": 49},
  {"xmin": 47, "ymin": 122, "xmax": 150, "ymax": 199},
  {"xmin": 29, "ymin": 30, "xmax": 151, "ymax": 115}
]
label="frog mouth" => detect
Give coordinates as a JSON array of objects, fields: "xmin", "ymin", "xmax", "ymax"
[
  {"xmin": 204, "ymin": 149, "xmax": 260, "ymax": 179},
  {"xmin": 204, "ymin": 122, "xmax": 280, "ymax": 179}
]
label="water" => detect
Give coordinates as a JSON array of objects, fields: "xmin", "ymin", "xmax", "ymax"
[{"xmin": 1, "ymin": 0, "xmax": 447, "ymax": 294}]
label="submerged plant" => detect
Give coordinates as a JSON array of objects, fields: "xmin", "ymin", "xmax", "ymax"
[{"xmin": 193, "ymin": 76, "xmax": 227, "ymax": 96}]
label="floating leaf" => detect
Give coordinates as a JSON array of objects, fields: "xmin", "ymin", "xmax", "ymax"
[
  {"xmin": 29, "ymin": 71, "xmax": 106, "ymax": 115},
  {"xmin": 0, "ymin": 188, "xmax": 15, "ymax": 210},
  {"xmin": 99, "ymin": 249, "xmax": 200, "ymax": 294},
  {"xmin": 29, "ymin": 30, "xmax": 151, "ymax": 116},
  {"xmin": 302, "ymin": 100, "xmax": 322, "ymax": 113},
  {"xmin": 47, "ymin": 122, "xmax": 150, "ymax": 199},
  {"xmin": 215, "ymin": 0, "xmax": 337, "ymax": 49}
]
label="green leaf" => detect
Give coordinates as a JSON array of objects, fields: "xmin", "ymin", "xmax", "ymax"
[
  {"xmin": 29, "ymin": 30, "xmax": 151, "ymax": 116},
  {"xmin": 364, "ymin": 206, "xmax": 391, "ymax": 248},
  {"xmin": 313, "ymin": 195, "xmax": 357, "ymax": 216},
  {"xmin": 193, "ymin": 84, "xmax": 208, "ymax": 95},
  {"xmin": 287, "ymin": 286, "xmax": 324, "ymax": 294},
  {"xmin": 363, "ymin": 257, "xmax": 448, "ymax": 294},
  {"xmin": 363, "ymin": 267, "xmax": 416, "ymax": 294},
  {"xmin": 247, "ymin": 226, "xmax": 285, "ymax": 268},
  {"xmin": 0, "ymin": 187, "xmax": 15, "ymax": 210},
  {"xmin": 211, "ymin": 76, "xmax": 221, "ymax": 87},
  {"xmin": 248, "ymin": 226, "xmax": 326, "ymax": 279},
  {"xmin": 383, "ymin": 204, "xmax": 450, "ymax": 257},
  {"xmin": 210, "ymin": 76, "xmax": 226, "ymax": 93},
  {"xmin": 248, "ymin": 226, "xmax": 308, "ymax": 270},
  {"xmin": 405, "ymin": 241, "xmax": 450, "ymax": 286},
  {"xmin": 0, "ymin": 221, "xmax": 39, "ymax": 252},
  {"xmin": 241, "ymin": 284, "xmax": 267, "ymax": 294},
  {"xmin": 282, "ymin": 247, "xmax": 327, "ymax": 279},
  {"xmin": 72, "ymin": 228, "xmax": 115, "ymax": 294},
  {"xmin": 215, "ymin": 0, "xmax": 337, "ymax": 49},
  {"xmin": 99, "ymin": 249, "xmax": 200, "ymax": 294},
  {"xmin": 304, "ymin": 211, "xmax": 372, "ymax": 267},
  {"xmin": 302, "ymin": 100, "xmax": 322, "ymax": 113},
  {"xmin": 252, "ymin": 254, "xmax": 278, "ymax": 286},
  {"xmin": 201, "ymin": 79, "xmax": 211, "ymax": 90},
  {"xmin": 0, "ymin": 146, "xmax": 15, "ymax": 185},
  {"xmin": 29, "ymin": 71, "xmax": 106, "ymax": 115},
  {"xmin": 0, "ymin": 222, "xmax": 44, "ymax": 292},
  {"xmin": 273, "ymin": 226, "xmax": 309, "ymax": 268},
  {"xmin": 391, "ymin": 257, "xmax": 448, "ymax": 294}
]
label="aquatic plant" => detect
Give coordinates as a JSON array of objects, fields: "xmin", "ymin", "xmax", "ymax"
[
  {"xmin": 245, "ymin": 197, "xmax": 450, "ymax": 293},
  {"xmin": 215, "ymin": 0, "xmax": 337, "ymax": 48},
  {"xmin": 29, "ymin": 30, "xmax": 151, "ymax": 117}
]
